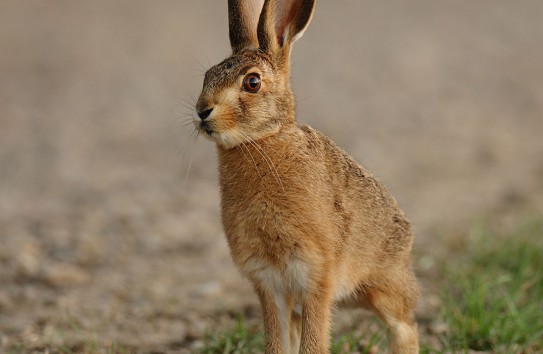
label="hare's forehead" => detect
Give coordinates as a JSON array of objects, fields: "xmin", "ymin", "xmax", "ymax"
[{"xmin": 203, "ymin": 52, "xmax": 271, "ymax": 89}]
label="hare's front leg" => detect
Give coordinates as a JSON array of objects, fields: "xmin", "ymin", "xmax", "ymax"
[
  {"xmin": 299, "ymin": 285, "xmax": 334, "ymax": 354},
  {"xmin": 289, "ymin": 306, "xmax": 302, "ymax": 354},
  {"xmin": 255, "ymin": 286, "xmax": 292, "ymax": 354}
]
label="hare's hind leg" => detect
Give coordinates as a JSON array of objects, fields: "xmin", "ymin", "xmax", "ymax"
[{"xmin": 358, "ymin": 275, "xmax": 419, "ymax": 354}]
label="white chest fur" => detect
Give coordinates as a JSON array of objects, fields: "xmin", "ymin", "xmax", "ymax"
[{"xmin": 240, "ymin": 258, "xmax": 310, "ymax": 299}]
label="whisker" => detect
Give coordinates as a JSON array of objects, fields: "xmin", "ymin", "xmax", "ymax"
[
  {"xmin": 192, "ymin": 71, "xmax": 206, "ymax": 78},
  {"xmin": 191, "ymin": 68, "xmax": 206, "ymax": 75},
  {"xmin": 194, "ymin": 48, "xmax": 213, "ymax": 70},
  {"xmin": 182, "ymin": 128, "xmax": 202, "ymax": 191},
  {"xmin": 179, "ymin": 101, "xmax": 196, "ymax": 112},
  {"xmin": 190, "ymin": 53, "xmax": 209, "ymax": 73},
  {"xmin": 180, "ymin": 110, "xmax": 194, "ymax": 117},
  {"xmin": 178, "ymin": 128, "xmax": 196, "ymax": 155},
  {"xmin": 238, "ymin": 131, "xmax": 286, "ymax": 194},
  {"xmin": 182, "ymin": 120, "xmax": 196, "ymax": 128},
  {"xmin": 234, "ymin": 134, "xmax": 264, "ymax": 184},
  {"xmin": 183, "ymin": 141, "xmax": 196, "ymax": 190},
  {"xmin": 175, "ymin": 128, "xmax": 196, "ymax": 185},
  {"xmin": 184, "ymin": 87, "xmax": 197, "ymax": 102}
]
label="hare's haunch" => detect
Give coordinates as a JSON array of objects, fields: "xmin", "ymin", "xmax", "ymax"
[{"xmin": 193, "ymin": 1, "xmax": 419, "ymax": 353}]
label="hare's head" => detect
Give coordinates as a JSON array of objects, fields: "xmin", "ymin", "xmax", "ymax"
[{"xmin": 194, "ymin": 0, "xmax": 316, "ymax": 149}]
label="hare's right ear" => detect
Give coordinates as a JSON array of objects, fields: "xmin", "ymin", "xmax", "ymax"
[{"xmin": 228, "ymin": 0, "xmax": 265, "ymax": 53}]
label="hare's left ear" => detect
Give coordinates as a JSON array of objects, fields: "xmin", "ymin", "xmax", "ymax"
[
  {"xmin": 257, "ymin": 0, "xmax": 316, "ymax": 58},
  {"xmin": 229, "ymin": 0, "xmax": 266, "ymax": 53}
]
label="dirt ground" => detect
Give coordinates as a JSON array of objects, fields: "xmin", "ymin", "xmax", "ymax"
[{"xmin": 1, "ymin": 0, "xmax": 543, "ymax": 352}]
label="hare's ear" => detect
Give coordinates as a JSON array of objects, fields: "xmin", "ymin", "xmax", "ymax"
[
  {"xmin": 229, "ymin": 0, "xmax": 265, "ymax": 53},
  {"xmin": 257, "ymin": 0, "xmax": 316, "ymax": 57}
]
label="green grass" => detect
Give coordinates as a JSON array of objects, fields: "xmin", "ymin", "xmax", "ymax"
[
  {"xmin": 199, "ymin": 218, "xmax": 543, "ymax": 354},
  {"xmin": 200, "ymin": 318, "xmax": 386, "ymax": 354},
  {"xmin": 200, "ymin": 318, "xmax": 264, "ymax": 354},
  {"xmin": 330, "ymin": 326, "xmax": 386, "ymax": 354},
  {"xmin": 438, "ymin": 219, "xmax": 543, "ymax": 353}
]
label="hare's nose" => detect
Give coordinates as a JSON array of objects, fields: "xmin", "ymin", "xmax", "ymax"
[{"xmin": 197, "ymin": 108, "xmax": 213, "ymax": 120}]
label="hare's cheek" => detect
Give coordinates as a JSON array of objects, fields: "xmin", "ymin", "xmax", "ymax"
[
  {"xmin": 211, "ymin": 88, "xmax": 241, "ymax": 129},
  {"xmin": 218, "ymin": 87, "xmax": 240, "ymax": 106}
]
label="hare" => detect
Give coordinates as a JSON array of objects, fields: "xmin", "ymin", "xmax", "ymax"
[{"xmin": 193, "ymin": 0, "xmax": 420, "ymax": 353}]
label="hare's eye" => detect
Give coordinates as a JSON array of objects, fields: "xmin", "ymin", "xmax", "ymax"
[{"xmin": 242, "ymin": 73, "xmax": 261, "ymax": 93}]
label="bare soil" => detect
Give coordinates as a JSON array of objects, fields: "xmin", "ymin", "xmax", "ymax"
[{"xmin": 1, "ymin": 1, "xmax": 542, "ymax": 352}]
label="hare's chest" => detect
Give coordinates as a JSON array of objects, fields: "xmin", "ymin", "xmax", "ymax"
[{"xmin": 222, "ymin": 197, "xmax": 303, "ymax": 256}]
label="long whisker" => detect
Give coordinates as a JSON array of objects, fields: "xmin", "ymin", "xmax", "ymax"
[
  {"xmin": 183, "ymin": 88, "xmax": 197, "ymax": 105},
  {"xmin": 190, "ymin": 53, "xmax": 209, "ymax": 74},
  {"xmin": 181, "ymin": 120, "xmax": 196, "ymax": 128},
  {"xmin": 234, "ymin": 134, "xmax": 264, "ymax": 184},
  {"xmin": 176, "ymin": 127, "xmax": 196, "ymax": 156},
  {"xmin": 191, "ymin": 69, "xmax": 206, "ymax": 78},
  {"xmin": 243, "ymin": 135, "xmax": 281, "ymax": 188},
  {"xmin": 182, "ymin": 127, "xmax": 198, "ymax": 153},
  {"xmin": 226, "ymin": 132, "xmax": 269, "ymax": 226},
  {"xmin": 183, "ymin": 145, "xmax": 195, "ymax": 190},
  {"xmin": 179, "ymin": 101, "xmax": 196, "ymax": 112},
  {"xmin": 238, "ymin": 131, "xmax": 286, "ymax": 194},
  {"xmin": 182, "ymin": 128, "xmax": 199, "ymax": 190}
]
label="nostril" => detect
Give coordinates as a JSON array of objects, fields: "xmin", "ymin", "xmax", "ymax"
[{"xmin": 198, "ymin": 108, "xmax": 213, "ymax": 120}]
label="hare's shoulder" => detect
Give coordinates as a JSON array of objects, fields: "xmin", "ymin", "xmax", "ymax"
[
  {"xmin": 298, "ymin": 124, "xmax": 371, "ymax": 179},
  {"xmin": 298, "ymin": 124, "xmax": 402, "ymax": 213}
]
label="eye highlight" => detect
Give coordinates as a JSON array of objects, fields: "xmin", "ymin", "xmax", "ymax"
[{"xmin": 242, "ymin": 73, "xmax": 261, "ymax": 93}]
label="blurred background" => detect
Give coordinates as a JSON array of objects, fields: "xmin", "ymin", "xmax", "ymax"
[{"xmin": 1, "ymin": 0, "xmax": 542, "ymax": 352}]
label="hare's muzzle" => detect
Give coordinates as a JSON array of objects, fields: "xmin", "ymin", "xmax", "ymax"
[{"xmin": 193, "ymin": 105, "xmax": 215, "ymax": 136}]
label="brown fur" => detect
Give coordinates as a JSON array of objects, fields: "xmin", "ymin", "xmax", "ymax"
[{"xmin": 193, "ymin": 1, "xmax": 419, "ymax": 353}]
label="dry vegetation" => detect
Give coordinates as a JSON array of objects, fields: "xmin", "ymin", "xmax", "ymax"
[{"xmin": 1, "ymin": 1, "xmax": 543, "ymax": 353}]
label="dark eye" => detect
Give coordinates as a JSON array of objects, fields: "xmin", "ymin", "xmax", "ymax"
[{"xmin": 243, "ymin": 73, "xmax": 261, "ymax": 93}]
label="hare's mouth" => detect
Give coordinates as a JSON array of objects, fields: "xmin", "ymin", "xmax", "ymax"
[
  {"xmin": 200, "ymin": 122, "xmax": 214, "ymax": 136},
  {"xmin": 198, "ymin": 121, "xmax": 214, "ymax": 136}
]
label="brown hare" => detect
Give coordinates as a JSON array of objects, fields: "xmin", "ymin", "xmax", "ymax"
[{"xmin": 193, "ymin": 0, "xmax": 420, "ymax": 353}]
